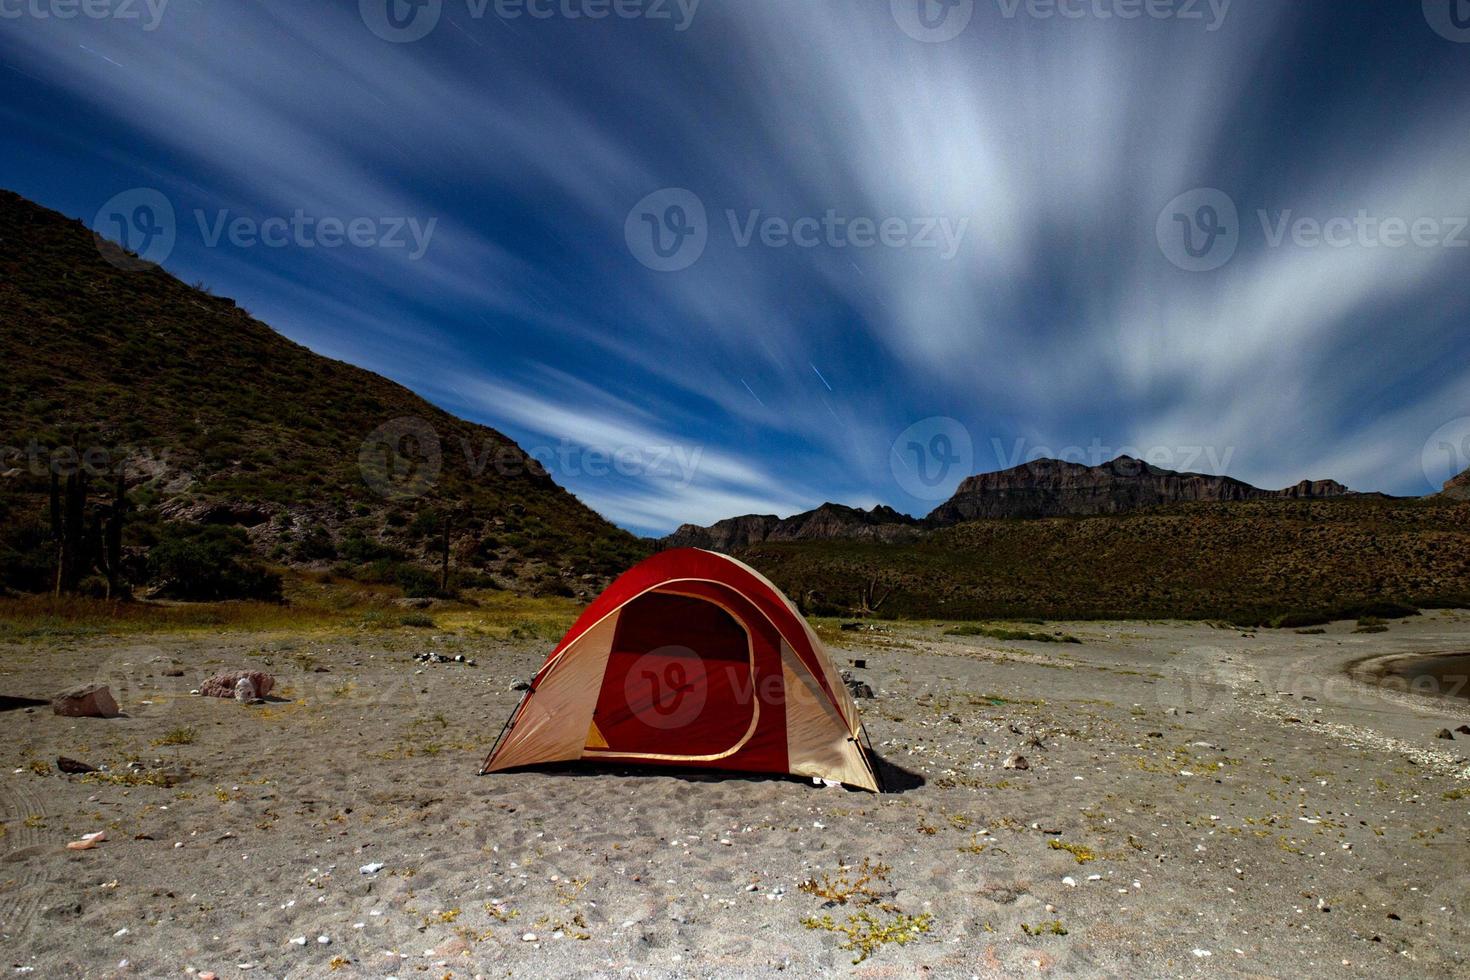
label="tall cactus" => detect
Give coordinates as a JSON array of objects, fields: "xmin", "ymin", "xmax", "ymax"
[{"xmin": 48, "ymin": 459, "xmax": 129, "ymax": 597}]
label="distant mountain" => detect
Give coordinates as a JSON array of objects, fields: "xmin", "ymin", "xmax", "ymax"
[
  {"xmin": 662, "ymin": 503, "xmax": 922, "ymax": 551},
  {"xmin": 0, "ymin": 189, "xmax": 644, "ymax": 597},
  {"xmin": 742, "ymin": 497, "xmax": 1470, "ymax": 622},
  {"xmin": 927, "ymin": 455, "xmax": 1356, "ymax": 523},
  {"xmin": 1442, "ymin": 467, "xmax": 1470, "ymax": 501},
  {"xmin": 670, "ymin": 457, "xmax": 1364, "ymax": 553}
]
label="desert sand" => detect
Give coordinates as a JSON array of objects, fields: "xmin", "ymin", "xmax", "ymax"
[{"xmin": 2, "ymin": 611, "xmax": 1469, "ymax": 978}]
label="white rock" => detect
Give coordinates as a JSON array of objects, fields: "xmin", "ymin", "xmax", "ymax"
[
  {"xmin": 289, "ymin": 936, "xmax": 307, "ymax": 946},
  {"xmin": 317, "ymin": 935, "xmax": 331, "ymax": 945},
  {"xmin": 1192, "ymin": 949, "xmax": 1212, "ymax": 958},
  {"xmin": 360, "ymin": 862, "xmax": 386, "ymax": 874},
  {"xmin": 1062, "ymin": 877, "xmax": 1077, "ymax": 888},
  {"xmin": 521, "ymin": 933, "xmax": 537, "ymax": 942}
]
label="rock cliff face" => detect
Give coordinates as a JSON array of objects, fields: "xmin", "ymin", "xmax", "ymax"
[
  {"xmin": 1442, "ymin": 467, "xmax": 1470, "ymax": 501},
  {"xmin": 925, "ymin": 456, "xmax": 1352, "ymax": 523},
  {"xmin": 666, "ymin": 459, "xmax": 1363, "ymax": 552},
  {"xmin": 662, "ymin": 503, "xmax": 922, "ymax": 552}
]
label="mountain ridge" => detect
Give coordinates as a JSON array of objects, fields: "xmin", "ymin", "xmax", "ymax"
[{"xmin": 664, "ymin": 454, "xmax": 1377, "ymax": 551}]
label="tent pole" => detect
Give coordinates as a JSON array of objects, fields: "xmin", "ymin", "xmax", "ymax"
[
  {"xmin": 480, "ymin": 690, "xmax": 531, "ymax": 775},
  {"xmin": 858, "ymin": 723, "xmax": 885, "ymax": 793}
]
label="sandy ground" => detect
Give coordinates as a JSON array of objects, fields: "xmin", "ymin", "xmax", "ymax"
[{"xmin": 2, "ymin": 611, "xmax": 1469, "ymax": 978}]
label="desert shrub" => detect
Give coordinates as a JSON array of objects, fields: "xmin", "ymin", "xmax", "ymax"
[
  {"xmin": 146, "ymin": 523, "xmax": 282, "ymax": 602},
  {"xmin": 395, "ymin": 564, "xmax": 441, "ymax": 599},
  {"xmin": 290, "ymin": 525, "xmax": 337, "ymax": 562},
  {"xmin": 0, "ymin": 523, "xmax": 57, "ymax": 593}
]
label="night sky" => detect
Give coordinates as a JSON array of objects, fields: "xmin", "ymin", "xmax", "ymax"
[{"xmin": 5, "ymin": 1, "xmax": 1470, "ymax": 534}]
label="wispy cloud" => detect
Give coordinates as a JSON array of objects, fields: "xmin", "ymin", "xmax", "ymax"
[{"xmin": 5, "ymin": 1, "xmax": 1469, "ymax": 532}]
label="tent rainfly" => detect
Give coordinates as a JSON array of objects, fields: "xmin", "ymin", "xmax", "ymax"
[{"xmin": 480, "ymin": 548, "xmax": 880, "ymax": 791}]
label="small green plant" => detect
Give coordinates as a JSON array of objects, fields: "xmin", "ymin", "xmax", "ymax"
[
  {"xmin": 1048, "ymin": 840, "xmax": 1097, "ymax": 864},
  {"xmin": 801, "ymin": 909, "xmax": 934, "ymax": 964},
  {"xmin": 798, "ymin": 859, "xmax": 891, "ymax": 905},
  {"xmin": 153, "ymin": 727, "xmax": 197, "ymax": 747},
  {"xmin": 1021, "ymin": 920, "xmax": 1068, "ymax": 937},
  {"xmin": 399, "ymin": 613, "xmax": 436, "ymax": 629}
]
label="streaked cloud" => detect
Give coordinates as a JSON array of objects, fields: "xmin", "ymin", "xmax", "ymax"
[{"xmin": 4, "ymin": 1, "xmax": 1468, "ymax": 533}]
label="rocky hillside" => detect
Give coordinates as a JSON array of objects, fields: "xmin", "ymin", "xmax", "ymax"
[
  {"xmin": 741, "ymin": 497, "xmax": 1470, "ymax": 623},
  {"xmin": 0, "ymin": 190, "xmax": 645, "ymax": 598},
  {"xmin": 663, "ymin": 503, "xmax": 922, "ymax": 551},
  {"xmin": 1441, "ymin": 467, "xmax": 1470, "ymax": 501},
  {"xmin": 927, "ymin": 455, "xmax": 1356, "ymax": 523}
]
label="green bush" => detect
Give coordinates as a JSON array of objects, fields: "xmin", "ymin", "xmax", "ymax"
[{"xmin": 146, "ymin": 524, "xmax": 282, "ymax": 602}]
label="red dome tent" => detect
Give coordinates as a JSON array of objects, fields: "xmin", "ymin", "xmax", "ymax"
[{"xmin": 480, "ymin": 549, "xmax": 880, "ymax": 791}]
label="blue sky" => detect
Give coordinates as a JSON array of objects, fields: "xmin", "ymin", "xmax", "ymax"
[{"xmin": 4, "ymin": 1, "xmax": 1470, "ymax": 536}]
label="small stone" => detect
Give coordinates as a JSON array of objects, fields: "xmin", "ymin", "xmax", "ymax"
[
  {"xmin": 317, "ymin": 935, "xmax": 331, "ymax": 945},
  {"xmin": 359, "ymin": 863, "xmax": 385, "ymax": 875},
  {"xmin": 1002, "ymin": 753, "xmax": 1030, "ymax": 771},
  {"xmin": 289, "ymin": 936, "xmax": 307, "ymax": 946},
  {"xmin": 52, "ymin": 686, "xmax": 120, "ymax": 719},
  {"xmin": 521, "ymin": 933, "xmax": 537, "ymax": 942},
  {"xmin": 1062, "ymin": 877, "xmax": 1077, "ymax": 888},
  {"xmin": 1436, "ymin": 729, "xmax": 1454, "ymax": 740}
]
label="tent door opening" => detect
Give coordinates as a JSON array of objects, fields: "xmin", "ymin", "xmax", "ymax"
[{"xmin": 584, "ymin": 590, "xmax": 759, "ymax": 761}]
